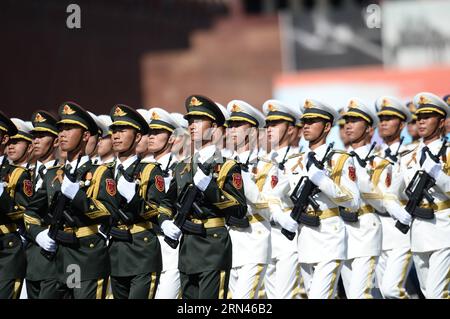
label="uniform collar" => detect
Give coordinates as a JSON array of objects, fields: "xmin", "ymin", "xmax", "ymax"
[
  {"xmin": 235, "ymin": 148, "xmax": 258, "ymax": 164},
  {"xmin": 196, "ymin": 144, "xmax": 217, "ymax": 164},
  {"xmin": 116, "ymin": 154, "xmax": 138, "ymax": 171},
  {"xmin": 154, "ymin": 152, "xmax": 172, "ymax": 169},
  {"xmin": 269, "ymin": 145, "xmax": 290, "ymax": 163},
  {"xmin": 221, "ymin": 148, "xmax": 233, "ymax": 160},
  {"xmin": 308, "ymin": 143, "xmax": 329, "ymax": 160},
  {"xmin": 66, "ymin": 155, "xmax": 90, "ymax": 173},
  {"xmin": 420, "ymin": 138, "xmax": 444, "ymax": 153},
  {"xmin": 351, "ymin": 143, "xmax": 371, "ymax": 157}
]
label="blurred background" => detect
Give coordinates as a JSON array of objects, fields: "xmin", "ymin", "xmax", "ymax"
[{"xmin": 1, "ymin": 0, "xmax": 450, "ymax": 147}]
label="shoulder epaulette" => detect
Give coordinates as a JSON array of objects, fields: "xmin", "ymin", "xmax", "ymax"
[
  {"xmin": 286, "ymin": 153, "xmax": 303, "ymax": 160},
  {"xmin": 102, "ymin": 161, "xmax": 115, "ymax": 169},
  {"xmin": 47, "ymin": 164, "xmax": 64, "ymax": 171},
  {"xmin": 257, "ymin": 156, "xmax": 273, "ymax": 163}
]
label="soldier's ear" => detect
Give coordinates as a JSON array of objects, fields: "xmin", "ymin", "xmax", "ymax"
[
  {"xmin": 1, "ymin": 134, "xmax": 9, "ymax": 146},
  {"xmin": 134, "ymin": 132, "xmax": 142, "ymax": 144},
  {"xmin": 399, "ymin": 121, "xmax": 406, "ymax": 131},
  {"xmin": 53, "ymin": 136, "xmax": 60, "ymax": 148},
  {"xmin": 168, "ymin": 134, "xmax": 176, "ymax": 144},
  {"xmin": 82, "ymin": 130, "xmax": 91, "ymax": 142},
  {"xmin": 323, "ymin": 121, "xmax": 332, "ymax": 134}
]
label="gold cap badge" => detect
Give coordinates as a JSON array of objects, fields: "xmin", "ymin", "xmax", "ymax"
[
  {"xmin": 189, "ymin": 97, "xmax": 203, "ymax": 107},
  {"xmin": 34, "ymin": 113, "xmax": 46, "ymax": 123},
  {"xmin": 113, "ymin": 106, "xmax": 127, "ymax": 117},
  {"xmin": 62, "ymin": 105, "xmax": 76, "ymax": 115}
]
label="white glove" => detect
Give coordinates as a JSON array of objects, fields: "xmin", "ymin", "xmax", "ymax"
[
  {"xmin": 60, "ymin": 176, "xmax": 80, "ymax": 200},
  {"xmin": 307, "ymin": 164, "xmax": 328, "ymax": 187},
  {"xmin": 117, "ymin": 176, "xmax": 136, "ymax": 203},
  {"xmin": 35, "ymin": 229, "xmax": 57, "ymax": 252},
  {"xmin": 161, "ymin": 220, "xmax": 182, "ymax": 241},
  {"xmin": 164, "ymin": 176, "xmax": 172, "ymax": 192},
  {"xmin": 389, "ymin": 207, "xmax": 412, "ymax": 226},
  {"xmin": 421, "ymin": 156, "xmax": 442, "ymax": 179},
  {"xmin": 272, "ymin": 205, "xmax": 298, "ymax": 232},
  {"xmin": 0, "ymin": 182, "xmax": 4, "ymax": 197},
  {"xmin": 193, "ymin": 168, "xmax": 212, "ymax": 192}
]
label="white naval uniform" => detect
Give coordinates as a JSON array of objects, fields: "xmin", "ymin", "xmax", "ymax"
[
  {"xmin": 144, "ymin": 153, "xmax": 181, "ymax": 299},
  {"xmin": 227, "ymin": 149, "xmax": 271, "ymax": 299},
  {"xmin": 369, "ymin": 142, "xmax": 414, "ymax": 299},
  {"xmin": 340, "ymin": 144, "xmax": 382, "ymax": 299},
  {"xmin": 262, "ymin": 146, "xmax": 302, "ymax": 299},
  {"xmin": 287, "ymin": 143, "xmax": 360, "ymax": 299},
  {"xmin": 398, "ymin": 139, "xmax": 450, "ymax": 299}
]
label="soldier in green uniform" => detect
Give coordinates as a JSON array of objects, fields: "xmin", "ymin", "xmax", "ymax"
[
  {"xmin": 0, "ymin": 111, "xmax": 34, "ymax": 299},
  {"xmin": 24, "ymin": 101, "xmax": 117, "ymax": 299},
  {"xmin": 159, "ymin": 95, "xmax": 247, "ymax": 299},
  {"xmin": 107, "ymin": 104, "xmax": 167, "ymax": 299},
  {"xmin": 23, "ymin": 111, "xmax": 61, "ymax": 299}
]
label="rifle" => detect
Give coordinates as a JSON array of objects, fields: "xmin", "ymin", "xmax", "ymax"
[
  {"xmin": 163, "ymin": 158, "xmax": 211, "ymax": 249},
  {"xmin": 281, "ymin": 143, "xmax": 334, "ymax": 240},
  {"xmin": 395, "ymin": 137, "xmax": 447, "ymax": 234},
  {"xmin": 40, "ymin": 155, "xmax": 81, "ymax": 260}
]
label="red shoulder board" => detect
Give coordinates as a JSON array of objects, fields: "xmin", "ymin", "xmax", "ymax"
[
  {"xmin": 155, "ymin": 175, "xmax": 165, "ymax": 192},
  {"xmin": 348, "ymin": 166, "xmax": 357, "ymax": 182},
  {"xmin": 23, "ymin": 179, "xmax": 33, "ymax": 197},
  {"xmin": 105, "ymin": 178, "xmax": 117, "ymax": 196},
  {"xmin": 232, "ymin": 173, "xmax": 242, "ymax": 190},
  {"xmin": 271, "ymin": 175, "xmax": 278, "ymax": 188}
]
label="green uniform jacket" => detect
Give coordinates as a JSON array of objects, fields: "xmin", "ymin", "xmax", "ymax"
[
  {"xmin": 24, "ymin": 160, "xmax": 118, "ymax": 282},
  {"xmin": 108, "ymin": 159, "xmax": 168, "ymax": 277},
  {"xmin": 160, "ymin": 151, "xmax": 247, "ymax": 274},
  {"xmin": 0, "ymin": 161, "xmax": 33, "ymax": 280}
]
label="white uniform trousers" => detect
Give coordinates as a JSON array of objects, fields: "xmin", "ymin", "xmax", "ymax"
[
  {"xmin": 413, "ymin": 247, "xmax": 450, "ymax": 299},
  {"xmin": 228, "ymin": 263, "xmax": 267, "ymax": 299},
  {"xmin": 300, "ymin": 260, "xmax": 342, "ymax": 299},
  {"xmin": 375, "ymin": 248, "xmax": 412, "ymax": 299},
  {"xmin": 155, "ymin": 235, "xmax": 180, "ymax": 299},
  {"xmin": 341, "ymin": 256, "xmax": 378, "ymax": 299}
]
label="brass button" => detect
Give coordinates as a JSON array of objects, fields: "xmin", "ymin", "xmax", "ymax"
[
  {"xmin": 145, "ymin": 205, "xmax": 149, "ymax": 210},
  {"xmin": 118, "ymin": 221, "xmax": 122, "ymax": 225},
  {"xmin": 26, "ymin": 225, "xmax": 30, "ymax": 230},
  {"xmin": 213, "ymin": 234, "xmax": 218, "ymax": 238},
  {"xmin": 89, "ymin": 243, "xmax": 95, "ymax": 248},
  {"xmin": 14, "ymin": 206, "xmax": 18, "ymax": 210},
  {"xmin": 373, "ymin": 223, "xmax": 377, "ymax": 227},
  {"xmin": 8, "ymin": 241, "xmax": 14, "ymax": 247},
  {"xmin": 143, "ymin": 237, "xmax": 149, "ymax": 242},
  {"xmin": 89, "ymin": 205, "xmax": 95, "ymax": 210},
  {"xmin": 221, "ymin": 196, "xmax": 225, "ymax": 200}
]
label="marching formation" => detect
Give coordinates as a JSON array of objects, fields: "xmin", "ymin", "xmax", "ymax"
[{"xmin": 0, "ymin": 92, "xmax": 449, "ymax": 299}]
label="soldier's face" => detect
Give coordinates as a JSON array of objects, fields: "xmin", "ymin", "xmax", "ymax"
[
  {"xmin": 136, "ymin": 134, "xmax": 149, "ymax": 155},
  {"xmin": 111, "ymin": 127, "xmax": 140, "ymax": 153},
  {"xmin": 85, "ymin": 134, "xmax": 99, "ymax": 157},
  {"xmin": 417, "ymin": 113, "xmax": 445, "ymax": 139},
  {"xmin": 407, "ymin": 121, "xmax": 419, "ymax": 140},
  {"xmin": 302, "ymin": 118, "xmax": 329, "ymax": 142},
  {"xmin": 58, "ymin": 125, "xmax": 88, "ymax": 152},
  {"xmin": 148, "ymin": 129, "xmax": 171, "ymax": 153},
  {"xmin": 266, "ymin": 120, "xmax": 292, "ymax": 146},
  {"xmin": 32, "ymin": 133, "xmax": 57, "ymax": 159},
  {"xmin": 339, "ymin": 124, "xmax": 350, "ymax": 145},
  {"xmin": 97, "ymin": 136, "xmax": 113, "ymax": 157},
  {"xmin": 229, "ymin": 121, "xmax": 252, "ymax": 148},
  {"xmin": 6, "ymin": 140, "xmax": 31, "ymax": 162},
  {"xmin": 188, "ymin": 116, "xmax": 215, "ymax": 143},
  {"xmin": 378, "ymin": 115, "xmax": 403, "ymax": 138},
  {"xmin": 345, "ymin": 117, "xmax": 369, "ymax": 143}
]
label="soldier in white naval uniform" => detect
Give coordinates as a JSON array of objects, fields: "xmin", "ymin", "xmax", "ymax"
[
  {"xmin": 373, "ymin": 96, "xmax": 415, "ymax": 298},
  {"xmin": 340, "ymin": 98, "xmax": 382, "ymax": 298},
  {"xmin": 287, "ymin": 99, "xmax": 360, "ymax": 299},
  {"xmin": 225, "ymin": 100, "xmax": 271, "ymax": 299},
  {"xmin": 398, "ymin": 92, "xmax": 450, "ymax": 299},
  {"xmin": 261, "ymin": 100, "xmax": 303, "ymax": 299},
  {"xmin": 144, "ymin": 108, "xmax": 183, "ymax": 299}
]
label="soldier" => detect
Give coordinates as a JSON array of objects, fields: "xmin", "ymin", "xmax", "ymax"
[
  {"xmin": 24, "ymin": 111, "xmax": 61, "ymax": 299},
  {"xmin": 159, "ymin": 95, "xmax": 247, "ymax": 299},
  {"xmin": 6, "ymin": 119, "xmax": 34, "ymax": 167},
  {"xmin": 213, "ymin": 103, "xmax": 232, "ymax": 159},
  {"xmin": 340, "ymin": 98, "xmax": 382, "ymax": 299},
  {"xmin": 0, "ymin": 111, "xmax": 32, "ymax": 299},
  {"xmin": 338, "ymin": 107, "xmax": 351, "ymax": 150},
  {"xmin": 136, "ymin": 109, "xmax": 152, "ymax": 159},
  {"xmin": 373, "ymin": 96, "xmax": 414, "ymax": 299},
  {"xmin": 85, "ymin": 112, "xmax": 102, "ymax": 161},
  {"xmin": 107, "ymin": 104, "xmax": 167, "ymax": 299},
  {"xmin": 24, "ymin": 101, "xmax": 116, "ymax": 299},
  {"xmin": 289, "ymin": 99, "xmax": 360, "ymax": 299},
  {"xmin": 443, "ymin": 95, "xmax": 450, "ymax": 140},
  {"xmin": 144, "ymin": 107, "xmax": 182, "ymax": 299},
  {"xmin": 397, "ymin": 92, "xmax": 450, "ymax": 298},
  {"xmin": 170, "ymin": 112, "xmax": 190, "ymax": 162},
  {"xmin": 95, "ymin": 115, "xmax": 114, "ymax": 165},
  {"xmin": 406, "ymin": 102, "xmax": 420, "ymax": 145},
  {"xmin": 260, "ymin": 99, "xmax": 302, "ymax": 299},
  {"xmin": 225, "ymin": 100, "xmax": 270, "ymax": 299}
]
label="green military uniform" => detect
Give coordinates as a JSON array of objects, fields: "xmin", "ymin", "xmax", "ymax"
[
  {"xmin": 159, "ymin": 95, "xmax": 247, "ymax": 299},
  {"xmin": 23, "ymin": 111, "xmax": 62, "ymax": 299},
  {"xmin": 107, "ymin": 104, "xmax": 167, "ymax": 299},
  {"xmin": 24, "ymin": 102, "xmax": 117, "ymax": 299},
  {"xmin": 0, "ymin": 112, "xmax": 33, "ymax": 299}
]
